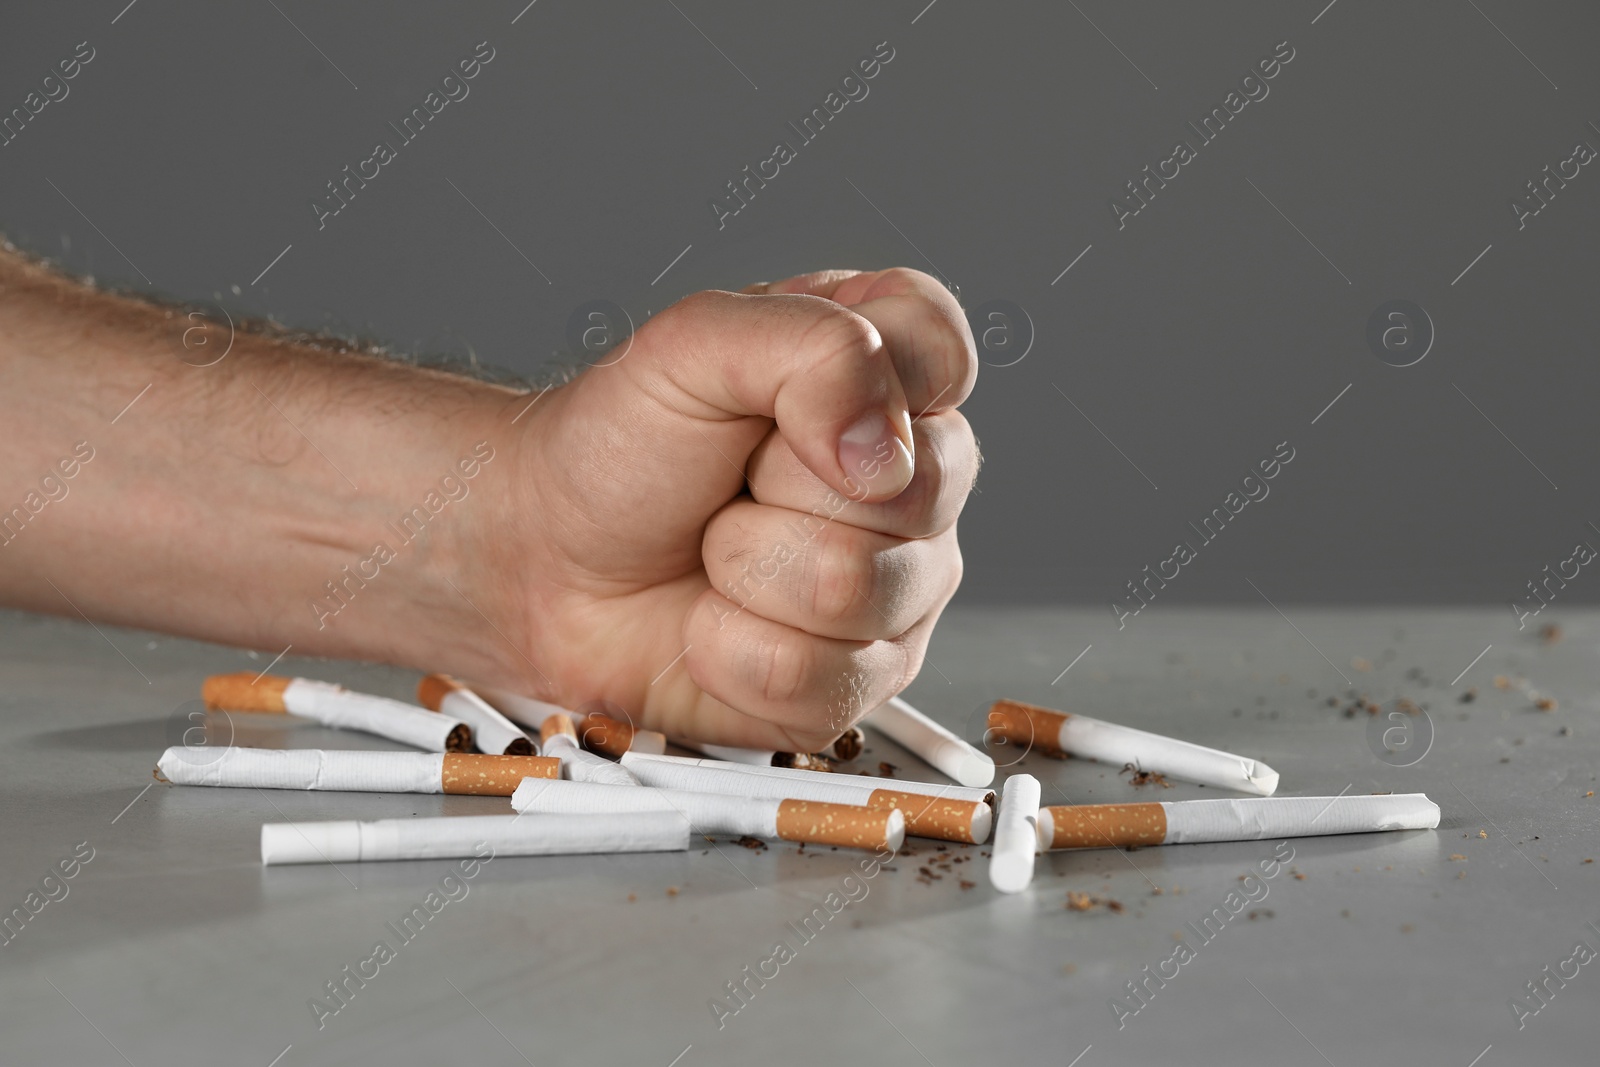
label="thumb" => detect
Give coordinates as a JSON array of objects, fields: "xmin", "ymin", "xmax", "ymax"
[{"xmin": 565, "ymin": 289, "xmax": 915, "ymax": 519}]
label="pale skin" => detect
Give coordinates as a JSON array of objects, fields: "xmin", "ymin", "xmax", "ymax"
[{"xmin": 0, "ymin": 249, "xmax": 978, "ymax": 752}]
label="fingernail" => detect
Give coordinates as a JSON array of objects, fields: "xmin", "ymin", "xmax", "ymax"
[{"xmin": 838, "ymin": 411, "xmax": 914, "ymax": 498}]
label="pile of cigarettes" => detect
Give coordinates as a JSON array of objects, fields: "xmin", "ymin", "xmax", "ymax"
[{"xmin": 156, "ymin": 676, "xmax": 1440, "ymax": 892}]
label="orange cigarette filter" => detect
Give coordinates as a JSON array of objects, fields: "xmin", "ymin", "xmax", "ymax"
[
  {"xmin": 415, "ymin": 672, "xmax": 458, "ymax": 713},
  {"xmin": 441, "ymin": 753, "xmax": 560, "ymax": 795},
  {"xmin": 540, "ymin": 713, "xmax": 578, "ymax": 746},
  {"xmin": 575, "ymin": 712, "xmax": 648, "ymax": 759},
  {"xmin": 773, "ymin": 799, "xmax": 900, "ymax": 850},
  {"xmin": 987, "ymin": 699, "xmax": 1068, "ymax": 750},
  {"xmin": 1040, "ymin": 803, "xmax": 1168, "ymax": 849},
  {"xmin": 865, "ymin": 788, "xmax": 989, "ymax": 844},
  {"xmin": 203, "ymin": 672, "xmax": 291, "ymax": 713}
]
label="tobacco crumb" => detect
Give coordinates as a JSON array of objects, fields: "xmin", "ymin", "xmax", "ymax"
[
  {"xmin": 1540, "ymin": 623, "xmax": 1562, "ymax": 644},
  {"xmin": 1494, "ymin": 675, "xmax": 1512, "ymax": 690},
  {"xmin": 1340, "ymin": 909, "xmax": 1351, "ymax": 918},
  {"xmin": 1583, "ymin": 859, "xmax": 1594, "ymax": 864},
  {"xmin": 1065, "ymin": 892, "xmax": 1094, "ymax": 911},
  {"xmin": 666, "ymin": 886, "xmax": 679, "ymax": 897},
  {"xmin": 627, "ymin": 893, "xmax": 636, "ymax": 903},
  {"xmin": 877, "ymin": 762, "xmax": 897, "ymax": 778},
  {"xmin": 1586, "ymin": 792, "xmax": 1595, "ymax": 798},
  {"xmin": 1500, "ymin": 757, "xmax": 1512, "ymax": 763},
  {"xmin": 1122, "ymin": 764, "xmax": 1172, "ymax": 789},
  {"xmin": 1293, "ymin": 871, "xmax": 1306, "ymax": 880},
  {"xmin": 1457, "ymin": 870, "xmax": 1466, "ymax": 880},
  {"xmin": 958, "ymin": 879, "xmax": 976, "ymax": 891},
  {"xmin": 736, "ymin": 836, "xmax": 767, "ymax": 851},
  {"xmin": 1061, "ymin": 963, "xmax": 1077, "ymax": 974},
  {"xmin": 1106, "ymin": 899, "xmax": 1124, "ymax": 913},
  {"xmin": 1534, "ymin": 696, "xmax": 1558, "ymax": 711},
  {"xmin": 1400, "ymin": 923, "xmax": 1415, "ymax": 933},
  {"xmin": 1351, "ymin": 657, "xmax": 1373, "ymax": 672},
  {"xmin": 1449, "ymin": 854, "xmax": 1467, "ymax": 861},
  {"xmin": 1460, "ymin": 688, "xmax": 1477, "ymax": 703},
  {"xmin": 1478, "ymin": 830, "xmax": 1488, "ymax": 838},
  {"xmin": 1150, "ymin": 887, "xmax": 1164, "ymax": 896}
]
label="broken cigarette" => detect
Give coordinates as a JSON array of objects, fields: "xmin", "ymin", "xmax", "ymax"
[
  {"xmin": 622, "ymin": 752, "xmax": 996, "ymax": 805},
  {"xmin": 260, "ymin": 810, "xmax": 691, "ymax": 865},
  {"xmin": 618, "ymin": 752, "xmax": 992, "ymax": 843},
  {"xmin": 989, "ymin": 774, "xmax": 1042, "ymax": 894},
  {"xmin": 416, "ymin": 674, "xmax": 535, "ymax": 755},
  {"xmin": 987, "ymin": 698, "xmax": 1279, "ymax": 796},
  {"xmin": 509, "ymin": 779, "xmax": 904, "ymax": 852},
  {"xmin": 202, "ymin": 672, "xmax": 470, "ymax": 752},
  {"xmin": 156, "ymin": 746, "xmax": 558, "ymax": 795},
  {"xmin": 1035, "ymin": 794, "xmax": 1441, "ymax": 851},
  {"xmin": 865, "ymin": 696, "xmax": 995, "ymax": 788},
  {"xmin": 473, "ymin": 685, "xmax": 667, "ymax": 758},
  {"xmin": 441, "ymin": 681, "xmax": 640, "ymax": 790},
  {"xmin": 690, "ymin": 743, "xmax": 833, "ymax": 771}
]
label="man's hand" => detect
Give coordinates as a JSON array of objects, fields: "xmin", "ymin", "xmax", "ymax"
[
  {"xmin": 0, "ymin": 250, "xmax": 976, "ymax": 751},
  {"xmin": 483, "ymin": 268, "xmax": 978, "ymax": 751}
]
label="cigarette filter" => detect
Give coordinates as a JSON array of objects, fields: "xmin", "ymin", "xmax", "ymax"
[
  {"xmin": 987, "ymin": 698, "xmax": 1279, "ymax": 796},
  {"xmin": 572, "ymin": 711, "xmax": 667, "ymax": 758},
  {"xmin": 510, "ymin": 778, "xmax": 904, "ymax": 851},
  {"xmin": 622, "ymin": 752, "xmax": 996, "ymax": 805},
  {"xmin": 618, "ymin": 753, "xmax": 991, "ymax": 843},
  {"xmin": 203, "ymin": 672, "xmax": 470, "ymax": 752},
  {"xmin": 156, "ymin": 746, "xmax": 558, "ymax": 795},
  {"xmin": 690, "ymin": 743, "xmax": 831, "ymax": 771},
  {"xmin": 989, "ymin": 774, "xmax": 1042, "ymax": 894},
  {"xmin": 416, "ymin": 674, "xmax": 535, "ymax": 756},
  {"xmin": 1035, "ymin": 794, "xmax": 1441, "ymax": 851},
  {"xmin": 865, "ymin": 696, "xmax": 995, "ymax": 788},
  {"xmin": 475, "ymin": 685, "xmax": 667, "ymax": 757},
  {"xmin": 260, "ymin": 810, "xmax": 690, "ymax": 865}
]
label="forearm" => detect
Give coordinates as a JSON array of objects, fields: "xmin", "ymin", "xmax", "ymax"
[{"xmin": 0, "ymin": 249, "xmax": 525, "ymax": 678}]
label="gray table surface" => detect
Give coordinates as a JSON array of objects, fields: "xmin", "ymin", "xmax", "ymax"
[{"xmin": 1, "ymin": 605, "xmax": 1595, "ymax": 1066}]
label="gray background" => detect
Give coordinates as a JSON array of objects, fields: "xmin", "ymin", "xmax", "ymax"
[{"xmin": 1, "ymin": 0, "xmax": 1597, "ymax": 620}]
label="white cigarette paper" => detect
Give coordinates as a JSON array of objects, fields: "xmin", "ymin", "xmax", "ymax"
[
  {"xmin": 162, "ymin": 747, "xmax": 444, "ymax": 792},
  {"xmin": 510, "ymin": 779, "xmax": 904, "ymax": 851},
  {"xmin": 1035, "ymin": 794, "xmax": 1441, "ymax": 851},
  {"xmin": 619, "ymin": 753, "xmax": 992, "ymax": 843},
  {"xmin": 622, "ymin": 752, "xmax": 996, "ymax": 804},
  {"xmin": 866, "ymin": 696, "xmax": 995, "ymax": 787},
  {"xmin": 434, "ymin": 686, "xmax": 535, "ymax": 756},
  {"xmin": 260, "ymin": 811, "xmax": 691, "ymax": 865},
  {"xmin": 989, "ymin": 774, "xmax": 1041, "ymax": 894},
  {"xmin": 988, "ymin": 699, "xmax": 1278, "ymax": 796},
  {"xmin": 542, "ymin": 733, "xmax": 641, "ymax": 786}
]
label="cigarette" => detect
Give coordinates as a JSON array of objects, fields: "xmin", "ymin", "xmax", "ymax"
[
  {"xmin": 989, "ymin": 774, "xmax": 1042, "ymax": 894},
  {"xmin": 473, "ymin": 685, "xmax": 667, "ymax": 757},
  {"xmin": 1035, "ymin": 794, "xmax": 1441, "ymax": 851},
  {"xmin": 689, "ymin": 743, "xmax": 833, "ymax": 771},
  {"xmin": 416, "ymin": 674, "xmax": 535, "ymax": 756},
  {"xmin": 864, "ymin": 696, "xmax": 995, "ymax": 788},
  {"xmin": 618, "ymin": 753, "xmax": 992, "ymax": 843},
  {"xmin": 203, "ymin": 672, "xmax": 470, "ymax": 752},
  {"xmin": 622, "ymin": 752, "xmax": 996, "ymax": 805},
  {"xmin": 510, "ymin": 779, "xmax": 904, "ymax": 851},
  {"xmin": 987, "ymin": 698, "xmax": 1279, "ymax": 796},
  {"xmin": 441, "ymin": 681, "xmax": 640, "ymax": 790},
  {"xmin": 156, "ymin": 746, "xmax": 559, "ymax": 795},
  {"xmin": 260, "ymin": 810, "xmax": 690, "ymax": 865}
]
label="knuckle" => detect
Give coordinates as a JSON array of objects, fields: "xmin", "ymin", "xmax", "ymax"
[
  {"xmin": 798, "ymin": 302, "xmax": 881, "ymax": 368},
  {"xmin": 809, "ymin": 525, "xmax": 875, "ymax": 629},
  {"xmin": 756, "ymin": 627, "xmax": 814, "ymax": 707}
]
